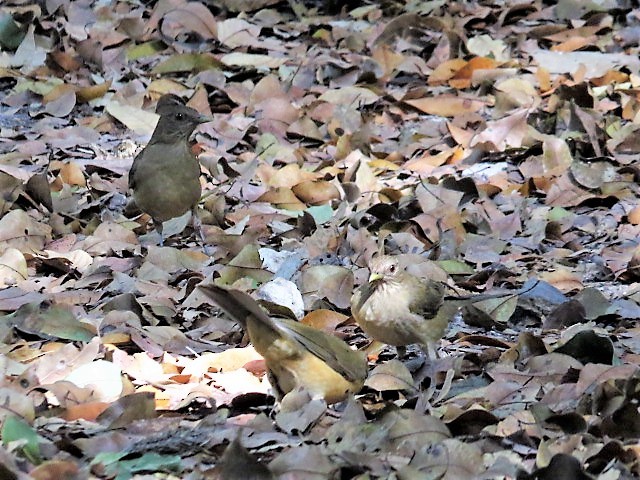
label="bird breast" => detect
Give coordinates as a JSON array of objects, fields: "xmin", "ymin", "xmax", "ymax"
[
  {"xmin": 132, "ymin": 141, "xmax": 202, "ymax": 222},
  {"xmin": 355, "ymin": 281, "xmax": 427, "ymax": 346}
]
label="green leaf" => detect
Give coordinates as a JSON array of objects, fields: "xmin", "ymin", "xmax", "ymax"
[
  {"xmin": 0, "ymin": 13, "xmax": 26, "ymax": 50},
  {"xmin": 1, "ymin": 415, "xmax": 42, "ymax": 464},
  {"xmin": 435, "ymin": 259, "xmax": 474, "ymax": 275},
  {"xmin": 547, "ymin": 206, "xmax": 572, "ymax": 222},
  {"xmin": 466, "ymin": 294, "xmax": 518, "ymax": 325},
  {"xmin": 126, "ymin": 40, "xmax": 166, "ymax": 61},
  {"xmin": 306, "ymin": 204, "xmax": 334, "ymax": 225},
  {"xmin": 93, "ymin": 452, "xmax": 182, "ymax": 480},
  {"xmin": 5, "ymin": 303, "xmax": 96, "ymax": 342},
  {"xmin": 13, "ymin": 77, "xmax": 64, "ymax": 96}
]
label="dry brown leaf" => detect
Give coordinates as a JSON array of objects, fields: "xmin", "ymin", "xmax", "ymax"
[
  {"xmin": 292, "ymin": 180, "xmax": 340, "ymax": 206},
  {"xmin": 405, "ymin": 94, "xmax": 486, "ymax": 117},
  {"xmin": 300, "ymin": 309, "xmax": 349, "ymax": 333},
  {"xmin": 256, "ymin": 187, "xmax": 307, "ymax": 210},
  {"xmin": 161, "ymin": 2, "xmax": 217, "ymax": 40},
  {"xmin": 0, "ymin": 210, "xmax": 51, "ymax": 254},
  {"xmin": 470, "ymin": 109, "xmax": 529, "ymax": 151},
  {"xmin": 450, "ymin": 56, "xmax": 497, "ymax": 89}
]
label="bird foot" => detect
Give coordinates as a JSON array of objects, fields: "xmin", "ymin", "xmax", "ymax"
[
  {"xmin": 414, "ymin": 368, "xmax": 456, "ymax": 413},
  {"xmin": 190, "ymin": 211, "xmax": 213, "ymax": 255},
  {"xmin": 413, "ymin": 360, "xmax": 436, "ymax": 387},
  {"xmin": 413, "ymin": 355, "xmax": 461, "ymax": 389},
  {"xmin": 138, "ymin": 230, "xmax": 165, "ymax": 247}
]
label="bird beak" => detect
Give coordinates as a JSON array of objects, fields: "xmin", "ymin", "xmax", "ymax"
[
  {"xmin": 198, "ymin": 114, "xmax": 213, "ymax": 124},
  {"xmin": 368, "ymin": 273, "xmax": 383, "ymax": 282}
]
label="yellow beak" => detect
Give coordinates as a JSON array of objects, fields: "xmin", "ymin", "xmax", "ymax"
[{"xmin": 369, "ymin": 273, "xmax": 383, "ymax": 282}]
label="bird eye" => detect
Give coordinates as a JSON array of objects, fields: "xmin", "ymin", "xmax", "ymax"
[
  {"xmin": 389, "ymin": 264, "xmax": 396, "ymax": 273},
  {"xmin": 175, "ymin": 112, "xmax": 184, "ymax": 121}
]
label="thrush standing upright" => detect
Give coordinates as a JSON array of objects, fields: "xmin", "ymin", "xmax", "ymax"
[
  {"xmin": 351, "ymin": 255, "xmax": 450, "ymax": 363},
  {"xmin": 128, "ymin": 94, "xmax": 211, "ymax": 244},
  {"xmin": 351, "ymin": 255, "xmax": 519, "ymax": 383}
]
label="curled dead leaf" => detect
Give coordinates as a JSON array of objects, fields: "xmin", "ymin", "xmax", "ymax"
[
  {"xmin": 539, "ymin": 268, "xmax": 583, "ymax": 293},
  {"xmin": 365, "ymin": 360, "xmax": 415, "ymax": 392},
  {"xmin": 628, "ymin": 205, "xmax": 640, "ymax": 225},
  {"xmin": 257, "ymin": 187, "xmax": 306, "ymax": 210},
  {"xmin": 76, "ymin": 80, "xmax": 111, "ymax": 102},
  {"xmin": 301, "ymin": 309, "xmax": 349, "ymax": 334},
  {"xmin": 63, "ymin": 402, "xmax": 110, "ymax": 421},
  {"xmin": 292, "ymin": 180, "xmax": 340, "ymax": 206},
  {"xmin": 0, "ymin": 210, "xmax": 51, "ymax": 254},
  {"xmin": 58, "ymin": 162, "xmax": 86, "ymax": 187},
  {"xmin": 404, "ymin": 94, "xmax": 486, "ymax": 117}
]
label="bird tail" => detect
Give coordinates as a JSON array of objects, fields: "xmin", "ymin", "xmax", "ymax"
[{"xmin": 199, "ymin": 284, "xmax": 277, "ymax": 331}]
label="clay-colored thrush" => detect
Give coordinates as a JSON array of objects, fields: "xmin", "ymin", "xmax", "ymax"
[
  {"xmin": 351, "ymin": 255, "xmax": 452, "ymax": 362},
  {"xmin": 199, "ymin": 284, "xmax": 367, "ymax": 404},
  {"xmin": 128, "ymin": 94, "xmax": 210, "ymax": 243},
  {"xmin": 351, "ymin": 255, "xmax": 520, "ymax": 379}
]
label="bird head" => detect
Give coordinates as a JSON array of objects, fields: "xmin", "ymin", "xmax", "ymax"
[
  {"xmin": 151, "ymin": 94, "xmax": 212, "ymax": 143},
  {"xmin": 367, "ymin": 255, "xmax": 401, "ymax": 283}
]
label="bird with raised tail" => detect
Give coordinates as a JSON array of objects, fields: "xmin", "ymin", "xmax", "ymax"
[{"xmin": 199, "ymin": 284, "xmax": 367, "ymax": 404}]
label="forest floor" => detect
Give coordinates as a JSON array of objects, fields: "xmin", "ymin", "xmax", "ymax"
[{"xmin": 1, "ymin": 0, "xmax": 640, "ymax": 478}]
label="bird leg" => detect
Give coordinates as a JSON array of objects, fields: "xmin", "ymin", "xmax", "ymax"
[
  {"xmin": 153, "ymin": 219, "xmax": 165, "ymax": 246},
  {"xmin": 190, "ymin": 208, "xmax": 212, "ymax": 255},
  {"xmin": 148, "ymin": 210, "xmax": 210, "ymax": 251},
  {"xmin": 413, "ymin": 343, "xmax": 439, "ymax": 387},
  {"xmin": 190, "ymin": 208, "xmax": 205, "ymax": 242}
]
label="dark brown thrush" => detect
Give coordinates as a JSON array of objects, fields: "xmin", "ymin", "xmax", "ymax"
[
  {"xmin": 128, "ymin": 94, "xmax": 211, "ymax": 244},
  {"xmin": 199, "ymin": 284, "xmax": 367, "ymax": 404}
]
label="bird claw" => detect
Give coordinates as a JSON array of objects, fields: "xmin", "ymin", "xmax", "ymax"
[
  {"xmin": 190, "ymin": 210, "xmax": 213, "ymax": 255},
  {"xmin": 413, "ymin": 359, "xmax": 436, "ymax": 387},
  {"xmin": 194, "ymin": 226, "xmax": 212, "ymax": 255},
  {"xmin": 413, "ymin": 355, "xmax": 461, "ymax": 389},
  {"xmin": 414, "ymin": 368, "xmax": 455, "ymax": 413}
]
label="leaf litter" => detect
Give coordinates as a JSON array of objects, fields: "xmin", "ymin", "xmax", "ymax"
[{"xmin": 1, "ymin": 0, "xmax": 640, "ymax": 478}]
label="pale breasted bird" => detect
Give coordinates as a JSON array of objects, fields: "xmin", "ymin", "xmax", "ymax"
[{"xmin": 351, "ymin": 255, "xmax": 451, "ymax": 362}]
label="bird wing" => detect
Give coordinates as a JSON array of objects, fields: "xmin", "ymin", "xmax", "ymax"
[
  {"xmin": 408, "ymin": 278, "xmax": 445, "ymax": 319},
  {"xmin": 128, "ymin": 150, "xmax": 142, "ymax": 190},
  {"xmin": 198, "ymin": 284, "xmax": 280, "ymax": 331},
  {"xmin": 199, "ymin": 284, "xmax": 366, "ymax": 381},
  {"xmin": 276, "ymin": 318, "xmax": 367, "ymax": 384},
  {"xmin": 199, "ymin": 284, "xmax": 366, "ymax": 401}
]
